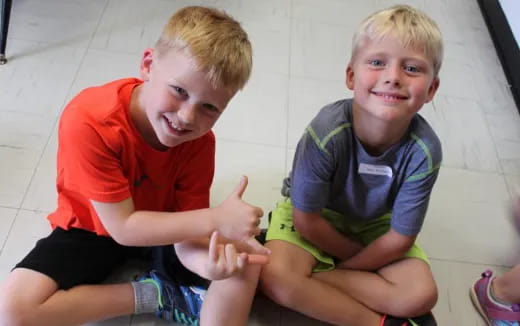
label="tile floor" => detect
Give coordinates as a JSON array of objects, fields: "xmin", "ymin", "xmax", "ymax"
[{"xmin": 0, "ymin": 0, "xmax": 519, "ymax": 325}]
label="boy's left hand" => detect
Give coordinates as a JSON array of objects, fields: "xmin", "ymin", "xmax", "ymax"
[{"xmin": 205, "ymin": 231, "xmax": 269, "ymax": 280}]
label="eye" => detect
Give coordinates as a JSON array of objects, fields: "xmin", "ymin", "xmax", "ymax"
[
  {"xmin": 404, "ymin": 65, "xmax": 420, "ymax": 73},
  {"xmin": 203, "ymin": 104, "xmax": 220, "ymax": 114},
  {"xmin": 369, "ymin": 59, "xmax": 385, "ymax": 67},
  {"xmin": 172, "ymin": 86, "xmax": 188, "ymax": 97}
]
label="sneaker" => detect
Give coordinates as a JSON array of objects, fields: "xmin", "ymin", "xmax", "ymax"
[
  {"xmin": 470, "ymin": 269, "xmax": 520, "ymax": 326},
  {"xmin": 138, "ymin": 270, "xmax": 204, "ymax": 325},
  {"xmin": 381, "ymin": 312, "xmax": 437, "ymax": 325}
]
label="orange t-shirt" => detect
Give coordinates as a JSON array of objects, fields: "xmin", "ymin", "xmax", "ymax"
[{"xmin": 47, "ymin": 78, "xmax": 215, "ymax": 237}]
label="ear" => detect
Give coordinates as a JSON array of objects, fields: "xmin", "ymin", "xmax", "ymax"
[
  {"xmin": 425, "ymin": 77, "xmax": 440, "ymax": 103},
  {"xmin": 140, "ymin": 48, "xmax": 155, "ymax": 81},
  {"xmin": 346, "ymin": 63, "xmax": 355, "ymax": 90}
]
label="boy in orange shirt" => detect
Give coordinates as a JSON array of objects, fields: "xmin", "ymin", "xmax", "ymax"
[{"xmin": 0, "ymin": 6, "xmax": 268, "ymax": 326}]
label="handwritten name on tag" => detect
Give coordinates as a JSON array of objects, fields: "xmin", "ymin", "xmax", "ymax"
[{"xmin": 358, "ymin": 163, "xmax": 393, "ymax": 177}]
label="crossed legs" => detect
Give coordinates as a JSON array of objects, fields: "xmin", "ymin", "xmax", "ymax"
[{"xmin": 260, "ymin": 240, "xmax": 437, "ymax": 326}]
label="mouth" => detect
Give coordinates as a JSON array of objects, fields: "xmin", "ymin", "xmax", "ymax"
[
  {"xmin": 163, "ymin": 116, "xmax": 191, "ymax": 135},
  {"xmin": 371, "ymin": 91, "xmax": 408, "ymax": 102}
]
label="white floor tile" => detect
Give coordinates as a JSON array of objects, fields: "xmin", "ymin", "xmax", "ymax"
[
  {"xmin": 22, "ymin": 128, "xmax": 58, "ymax": 212},
  {"xmin": 67, "ymin": 49, "xmax": 141, "ymax": 103},
  {"xmin": 219, "ymin": 0, "xmax": 291, "ymax": 22},
  {"xmin": 374, "ymin": 0, "xmax": 425, "ymax": 11},
  {"xmin": 292, "ymin": 0, "xmax": 375, "ymax": 27},
  {"xmin": 290, "ymin": 19, "xmax": 354, "ymax": 82},
  {"xmin": 0, "ymin": 39, "xmax": 85, "ymax": 117},
  {"xmin": 214, "ymin": 72, "xmax": 289, "ymax": 146},
  {"xmin": 431, "ymin": 167, "xmax": 510, "ymax": 204},
  {"xmin": 436, "ymin": 60, "xmax": 479, "ymax": 100},
  {"xmin": 421, "ymin": 95, "xmax": 501, "ymax": 173},
  {"xmin": 89, "ymin": 0, "xmax": 194, "ymax": 55},
  {"xmin": 504, "ymin": 174, "xmax": 520, "ymax": 199},
  {"xmin": 494, "ymin": 140, "xmax": 520, "ymax": 176},
  {"xmin": 0, "ymin": 208, "xmax": 18, "ymax": 253},
  {"xmin": 10, "ymin": 0, "xmax": 107, "ymax": 48},
  {"xmin": 420, "ymin": 198, "xmax": 519, "ymax": 266},
  {"xmin": 0, "ymin": 147, "xmax": 42, "ymax": 208},
  {"xmin": 242, "ymin": 17, "xmax": 291, "ymax": 76}
]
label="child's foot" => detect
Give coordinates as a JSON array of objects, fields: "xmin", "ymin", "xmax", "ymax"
[
  {"xmin": 381, "ymin": 311, "xmax": 437, "ymax": 325},
  {"xmin": 470, "ymin": 269, "xmax": 520, "ymax": 326},
  {"xmin": 138, "ymin": 270, "xmax": 204, "ymax": 325}
]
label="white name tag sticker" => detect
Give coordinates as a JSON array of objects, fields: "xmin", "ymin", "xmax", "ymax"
[{"xmin": 358, "ymin": 163, "xmax": 393, "ymax": 177}]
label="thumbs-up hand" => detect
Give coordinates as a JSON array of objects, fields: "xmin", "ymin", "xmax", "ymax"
[{"xmin": 213, "ymin": 176, "xmax": 264, "ymax": 242}]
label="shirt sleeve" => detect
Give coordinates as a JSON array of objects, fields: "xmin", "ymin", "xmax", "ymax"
[
  {"xmin": 391, "ymin": 154, "xmax": 441, "ymax": 236},
  {"xmin": 173, "ymin": 132, "xmax": 215, "ymax": 212},
  {"xmin": 58, "ymin": 112, "xmax": 131, "ymax": 203},
  {"xmin": 290, "ymin": 124, "xmax": 335, "ymax": 213}
]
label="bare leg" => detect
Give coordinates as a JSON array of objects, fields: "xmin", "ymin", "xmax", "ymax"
[
  {"xmin": 176, "ymin": 239, "xmax": 262, "ymax": 326},
  {"xmin": 260, "ymin": 240, "xmax": 381, "ymax": 326},
  {"xmin": 201, "ymin": 265, "xmax": 261, "ymax": 326},
  {"xmin": 0, "ymin": 268, "xmax": 135, "ymax": 326},
  {"xmin": 313, "ymin": 258, "xmax": 438, "ymax": 317},
  {"xmin": 493, "ymin": 264, "xmax": 520, "ymax": 303}
]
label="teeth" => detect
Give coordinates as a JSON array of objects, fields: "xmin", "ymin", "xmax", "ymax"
[
  {"xmin": 166, "ymin": 117, "xmax": 184, "ymax": 131},
  {"xmin": 376, "ymin": 92, "xmax": 405, "ymax": 100},
  {"xmin": 384, "ymin": 94, "xmax": 400, "ymax": 100}
]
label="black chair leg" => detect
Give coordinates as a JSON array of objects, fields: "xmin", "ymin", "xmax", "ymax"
[{"xmin": 0, "ymin": 0, "xmax": 13, "ymax": 65}]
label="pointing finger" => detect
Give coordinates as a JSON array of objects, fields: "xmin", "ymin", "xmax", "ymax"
[{"xmin": 247, "ymin": 254, "xmax": 269, "ymax": 265}]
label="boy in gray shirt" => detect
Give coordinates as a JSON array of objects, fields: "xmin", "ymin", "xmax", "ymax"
[{"xmin": 261, "ymin": 5, "xmax": 442, "ymax": 326}]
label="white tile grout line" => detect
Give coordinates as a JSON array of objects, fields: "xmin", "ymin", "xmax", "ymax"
[
  {"xmin": 283, "ymin": 0, "xmax": 295, "ymax": 179},
  {"xmin": 0, "ymin": 209, "xmax": 19, "ymax": 254}
]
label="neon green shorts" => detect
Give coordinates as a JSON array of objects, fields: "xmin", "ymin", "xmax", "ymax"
[{"xmin": 265, "ymin": 198, "xmax": 429, "ymax": 272}]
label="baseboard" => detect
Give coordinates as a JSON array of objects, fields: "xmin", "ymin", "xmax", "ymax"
[{"xmin": 477, "ymin": 0, "xmax": 520, "ymax": 113}]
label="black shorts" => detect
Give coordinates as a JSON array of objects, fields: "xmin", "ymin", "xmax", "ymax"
[{"xmin": 15, "ymin": 227, "xmax": 209, "ymax": 290}]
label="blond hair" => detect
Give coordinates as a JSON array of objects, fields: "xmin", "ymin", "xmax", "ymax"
[
  {"xmin": 352, "ymin": 5, "xmax": 443, "ymax": 75},
  {"xmin": 155, "ymin": 6, "xmax": 252, "ymax": 90}
]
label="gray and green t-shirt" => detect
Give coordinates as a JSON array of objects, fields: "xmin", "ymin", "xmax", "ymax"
[{"xmin": 286, "ymin": 99, "xmax": 442, "ymax": 236}]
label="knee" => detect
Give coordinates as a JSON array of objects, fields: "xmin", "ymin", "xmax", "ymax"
[
  {"xmin": 259, "ymin": 264, "xmax": 301, "ymax": 307},
  {"xmin": 386, "ymin": 285, "xmax": 438, "ymax": 317}
]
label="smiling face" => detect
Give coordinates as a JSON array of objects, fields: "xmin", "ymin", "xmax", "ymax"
[
  {"xmin": 134, "ymin": 48, "xmax": 236, "ymax": 150},
  {"xmin": 346, "ymin": 35, "xmax": 439, "ymax": 125}
]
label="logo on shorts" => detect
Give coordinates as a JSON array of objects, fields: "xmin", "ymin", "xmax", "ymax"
[{"xmin": 280, "ymin": 223, "xmax": 296, "ymax": 232}]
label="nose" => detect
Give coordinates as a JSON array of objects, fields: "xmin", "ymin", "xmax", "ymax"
[
  {"xmin": 177, "ymin": 102, "xmax": 197, "ymax": 126},
  {"xmin": 384, "ymin": 63, "xmax": 402, "ymax": 86},
  {"xmin": 177, "ymin": 101, "xmax": 197, "ymax": 126}
]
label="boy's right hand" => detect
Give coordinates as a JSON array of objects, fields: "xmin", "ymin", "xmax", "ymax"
[
  {"xmin": 214, "ymin": 176, "xmax": 264, "ymax": 242},
  {"xmin": 205, "ymin": 231, "xmax": 269, "ymax": 280}
]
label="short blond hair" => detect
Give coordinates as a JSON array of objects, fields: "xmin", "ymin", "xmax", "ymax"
[
  {"xmin": 155, "ymin": 6, "xmax": 252, "ymax": 91},
  {"xmin": 352, "ymin": 5, "xmax": 443, "ymax": 75}
]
